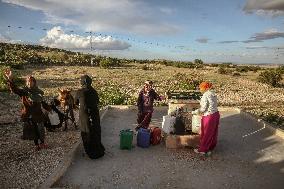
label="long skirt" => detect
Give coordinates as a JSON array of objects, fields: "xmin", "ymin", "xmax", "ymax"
[
  {"xmin": 198, "ymin": 111, "xmax": 220, "ymax": 153},
  {"xmin": 137, "ymin": 112, "xmax": 152, "ymax": 129},
  {"xmin": 22, "ymin": 120, "xmax": 45, "ymax": 142},
  {"xmin": 81, "ymin": 121, "xmax": 105, "ymax": 159}
]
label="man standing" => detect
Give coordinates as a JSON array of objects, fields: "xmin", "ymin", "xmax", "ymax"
[{"xmin": 75, "ymin": 75, "xmax": 105, "ymax": 159}]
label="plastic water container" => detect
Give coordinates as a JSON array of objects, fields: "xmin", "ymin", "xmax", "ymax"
[
  {"xmin": 192, "ymin": 115, "xmax": 201, "ymax": 134},
  {"xmin": 48, "ymin": 110, "xmax": 60, "ymax": 125},
  {"xmin": 120, "ymin": 129, "xmax": 133, "ymax": 150},
  {"xmin": 137, "ymin": 128, "xmax": 150, "ymax": 148},
  {"xmin": 162, "ymin": 115, "xmax": 176, "ymax": 134}
]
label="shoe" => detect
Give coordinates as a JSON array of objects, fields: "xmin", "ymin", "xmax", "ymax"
[
  {"xmin": 194, "ymin": 148, "xmax": 205, "ymax": 155},
  {"xmin": 205, "ymin": 151, "xmax": 212, "ymax": 157},
  {"xmin": 35, "ymin": 145, "xmax": 41, "ymax": 151},
  {"xmin": 40, "ymin": 143, "xmax": 48, "ymax": 149}
]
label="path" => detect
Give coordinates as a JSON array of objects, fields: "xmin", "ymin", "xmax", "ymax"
[{"xmin": 56, "ymin": 106, "xmax": 284, "ymax": 189}]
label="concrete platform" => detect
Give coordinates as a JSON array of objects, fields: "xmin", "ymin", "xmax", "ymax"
[{"xmin": 55, "ymin": 106, "xmax": 284, "ymax": 189}]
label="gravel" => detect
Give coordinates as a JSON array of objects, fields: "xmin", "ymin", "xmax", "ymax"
[{"xmin": 0, "ymin": 95, "xmax": 80, "ymax": 189}]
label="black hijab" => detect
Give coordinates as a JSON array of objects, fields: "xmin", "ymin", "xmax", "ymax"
[{"xmin": 80, "ymin": 75, "xmax": 92, "ymax": 88}]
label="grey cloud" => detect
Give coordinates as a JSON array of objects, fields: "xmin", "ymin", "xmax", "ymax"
[
  {"xmin": 196, "ymin": 37, "xmax": 210, "ymax": 43},
  {"xmin": 2, "ymin": 0, "xmax": 181, "ymax": 35},
  {"xmin": 243, "ymin": 0, "xmax": 284, "ymax": 16},
  {"xmin": 244, "ymin": 0, "xmax": 284, "ymax": 11},
  {"xmin": 218, "ymin": 40, "xmax": 239, "ymax": 44},
  {"xmin": 246, "ymin": 46, "xmax": 268, "ymax": 49},
  {"xmin": 242, "ymin": 29, "xmax": 284, "ymax": 43}
]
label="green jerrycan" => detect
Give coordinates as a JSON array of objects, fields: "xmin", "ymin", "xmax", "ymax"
[{"xmin": 120, "ymin": 129, "xmax": 134, "ymax": 150}]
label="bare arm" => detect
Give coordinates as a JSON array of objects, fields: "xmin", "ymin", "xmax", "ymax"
[{"xmin": 4, "ymin": 69, "xmax": 27, "ymax": 97}]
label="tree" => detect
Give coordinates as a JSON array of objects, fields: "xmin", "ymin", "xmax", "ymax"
[
  {"xmin": 194, "ymin": 59, "xmax": 203, "ymax": 64},
  {"xmin": 258, "ymin": 70, "xmax": 282, "ymax": 87}
]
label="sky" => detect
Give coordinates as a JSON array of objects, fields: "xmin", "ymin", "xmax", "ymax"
[{"xmin": 0, "ymin": 0, "xmax": 284, "ymax": 64}]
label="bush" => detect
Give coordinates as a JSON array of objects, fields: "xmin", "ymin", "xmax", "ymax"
[
  {"xmin": 264, "ymin": 113, "xmax": 284, "ymax": 126},
  {"xmin": 276, "ymin": 65, "xmax": 284, "ymax": 74},
  {"xmin": 166, "ymin": 73, "xmax": 202, "ymax": 91},
  {"xmin": 236, "ymin": 66, "xmax": 249, "ymax": 72},
  {"xmin": 219, "ymin": 63, "xmax": 235, "ymax": 68},
  {"xmin": 232, "ymin": 72, "xmax": 241, "ymax": 76},
  {"xmin": 141, "ymin": 64, "xmax": 161, "ymax": 71},
  {"xmin": 258, "ymin": 70, "xmax": 282, "ymax": 87},
  {"xmin": 236, "ymin": 65, "xmax": 261, "ymax": 73},
  {"xmin": 99, "ymin": 57, "xmax": 122, "ymax": 68},
  {"xmin": 218, "ymin": 67, "xmax": 232, "ymax": 75},
  {"xmin": 99, "ymin": 85, "xmax": 129, "ymax": 107},
  {"xmin": 194, "ymin": 59, "xmax": 203, "ymax": 64},
  {"xmin": 99, "ymin": 58, "xmax": 113, "ymax": 68}
]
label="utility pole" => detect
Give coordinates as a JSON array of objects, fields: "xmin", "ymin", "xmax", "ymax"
[
  {"xmin": 90, "ymin": 31, "xmax": 93, "ymax": 51},
  {"xmin": 85, "ymin": 31, "xmax": 93, "ymax": 52}
]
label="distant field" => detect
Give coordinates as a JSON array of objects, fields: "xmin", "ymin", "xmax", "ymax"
[
  {"xmin": 1, "ymin": 63, "xmax": 282, "ymax": 129},
  {"xmin": 0, "ymin": 42, "xmax": 283, "ymax": 128}
]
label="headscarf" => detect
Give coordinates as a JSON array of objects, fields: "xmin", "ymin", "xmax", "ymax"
[
  {"xmin": 26, "ymin": 76, "xmax": 37, "ymax": 86},
  {"xmin": 199, "ymin": 81, "xmax": 212, "ymax": 91},
  {"xmin": 80, "ymin": 75, "xmax": 92, "ymax": 88},
  {"xmin": 144, "ymin": 80, "xmax": 151, "ymax": 85}
]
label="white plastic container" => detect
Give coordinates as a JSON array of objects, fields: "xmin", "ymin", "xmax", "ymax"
[
  {"xmin": 162, "ymin": 115, "xmax": 176, "ymax": 134},
  {"xmin": 192, "ymin": 115, "xmax": 201, "ymax": 134},
  {"xmin": 48, "ymin": 110, "xmax": 60, "ymax": 125}
]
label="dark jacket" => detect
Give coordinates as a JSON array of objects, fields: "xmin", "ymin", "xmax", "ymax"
[
  {"xmin": 7, "ymin": 80, "xmax": 45, "ymax": 123},
  {"xmin": 137, "ymin": 88, "xmax": 161, "ymax": 113},
  {"xmin": 75, "ymin": 75, "xmax": 100, "ymax": 133}
]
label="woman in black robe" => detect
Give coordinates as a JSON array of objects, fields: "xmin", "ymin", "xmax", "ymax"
[{"xmin": 75, "ymin": 75, "xmax": 105, "ymax": 159}]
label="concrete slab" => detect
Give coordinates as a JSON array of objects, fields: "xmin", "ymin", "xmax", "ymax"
[{"xmin": 55, "ymin": 106, "xmax": 284, "ymax": 189}]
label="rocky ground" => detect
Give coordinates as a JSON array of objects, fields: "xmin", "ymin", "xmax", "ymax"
[
  {"xmin": 0, "ymin": 93, "xmax": 80, "ymax": 188},
  {"xmin": 0, "ymin": 65, "xmax": 283, "ymax": 188}
]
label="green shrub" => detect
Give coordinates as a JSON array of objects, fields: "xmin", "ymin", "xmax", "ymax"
[
  {"xmin": 141, "ymin": 64, "xmax": 161, "ymax": 71},
  {"xmin": 236, "ymin": 66, "xmax": 249, "ymax": 72},
  {"xmin": 276, "ymin": 65, "xmax": 284, "ymax": 74},
  {"xmin": 218, "ymin": 67, "xmax": 232, "ymax": 75},
  {"xmin": 99, "ymin": 57, "xmax": 122, "ymax": 68},
  {"xmin": 219, "ymin": 63, "xmax": 235, "ymax": 68},
  {"xmin": 194, "ymin": 59, "xmax": 203, "ymax": 64},
  {"xmin": 232, "ymin": 72, "xmax": 241, "ymax": 76},
  {"xmin": 235, "ymin": 65, "xmax": 261, "ymax": 73},
  {"xmin": 99, "ymin": 58, "xmax": 113, "ymax": 68},
  {"xmin": 264, "ymin": 113, "xmax": 284, "ymax": 126},
  {"xmin": 0, "ymin": 48, "xmax": 5, "ymax": 62},
  {"xmin": 99, "ymin": 85, "xmax": 129, "ymax": 106},
  {"xmin": 166, "ymin": 73, "xmax": 202, "ymax": 91},
  {"xmin": 258, "ymin": 70, "xmax": 282, "ymax": 87}
]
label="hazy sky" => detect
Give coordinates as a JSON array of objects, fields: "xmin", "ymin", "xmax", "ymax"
[{"xmin": 0, "ymin": 0, "xmax": 284, "ymax": 64}]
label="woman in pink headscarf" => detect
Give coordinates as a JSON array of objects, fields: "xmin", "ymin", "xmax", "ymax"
[{"xmin": 192, "ymin": 81, "xmax": 220, "ymax": 156}]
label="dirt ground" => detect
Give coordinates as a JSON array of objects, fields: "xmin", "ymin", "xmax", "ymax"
[{"xmin": 56, "ymin": 106, "xmax": 284, "ymax": 189}]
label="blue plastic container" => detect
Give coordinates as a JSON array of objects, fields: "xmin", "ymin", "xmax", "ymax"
[{"xmin": 137, "ymin": 128, "xmax": 151, "ymax": 148}]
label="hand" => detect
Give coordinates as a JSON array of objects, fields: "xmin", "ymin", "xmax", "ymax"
[
  {"xmin": 3, "ymin": 69, "xmax": 12, "ymax": 81},
  {"xmin": 191, "ymin": 110, "xmax": 198, "ymax": 115},
  {"xmin": 159, "ymin": 95, "xmax": 165, "ymax": 100}
]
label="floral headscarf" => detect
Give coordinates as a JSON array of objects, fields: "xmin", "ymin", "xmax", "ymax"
[{"xmin": 199, "ymin": 81, "xmax": 212, "ymax": 91}]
